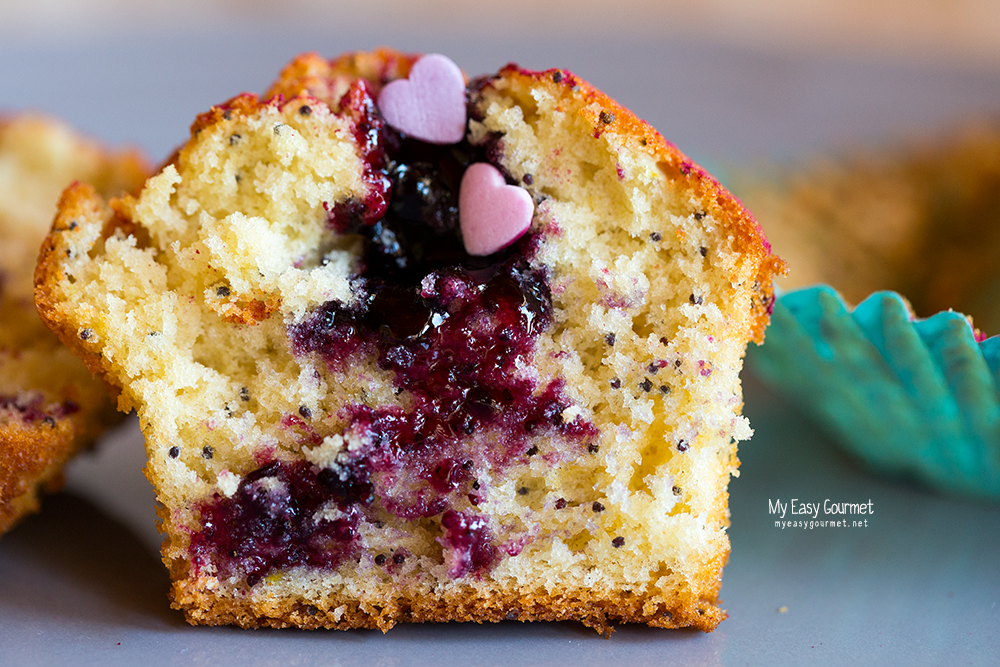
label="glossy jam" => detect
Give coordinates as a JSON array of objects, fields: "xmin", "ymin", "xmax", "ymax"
[
  {"xmin": 440, "ymin": 510, "xmax": 498, "ymax": 578},
  {"xmin": 189, "ymin": 461, "xmax": 365, "ymax": 585},
  {"xmin": 191, "ymin": 76, "xmax": 597, "ymax": 584}
]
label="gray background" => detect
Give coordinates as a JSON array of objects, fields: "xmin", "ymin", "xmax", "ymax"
[{"xmin": 1, "ymin": 26, "xmax": 999, "ymax": 666}]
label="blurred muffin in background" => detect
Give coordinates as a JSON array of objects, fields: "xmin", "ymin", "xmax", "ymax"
[
  {"xmin": 0, "ymin": 114, "xmax": 148, "ymax": 534},
  {"xmin": 734, "ymin": 120, "xmax": 1000, "ymax": 501},
  {"xmin": 738, "ymin": 120, "xmax": 1000, "ymax": 332}
]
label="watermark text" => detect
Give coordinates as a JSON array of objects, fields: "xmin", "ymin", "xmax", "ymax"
[{"xmin": 769, "ymin": 498, "xmax": 873, "ymax": 528}]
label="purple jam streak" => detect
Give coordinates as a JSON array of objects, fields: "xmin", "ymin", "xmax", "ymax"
[
  {"xmin": 440, "ymin": 510, "xmax": 498, "ymax": 578},
  {"xmin": 190, "ymin": 74, "xmax": 597, "ymax": 585},
  {"xmin": 189, "ymin": 460, "xmax": 365, "ymax": 585},
  {"xmin": 327, "ymin": 79, "xmax": 395, "ymax": 231}
]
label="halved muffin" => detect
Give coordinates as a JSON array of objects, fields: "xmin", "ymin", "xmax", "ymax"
[{"xmin": 36, "ymin": 51, "xmax": 781, "ymax": 633}]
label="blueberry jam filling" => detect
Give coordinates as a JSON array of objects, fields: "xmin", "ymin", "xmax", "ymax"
[
  {"xmin": 329, "ymin": 79, "xmax": 508, "ymax": 284},
  {"xmin": 192, "ymin": 74, "xmax": 597, "ymax": 584},
  {"xmin": 327, "ymin": 80, "xmax": 394, "ymax": 230},
  {"xmin": 440, "ymin": 510, "xmax": 498, "ymax": 578},
  {"xmin": 189, "ymin": 461, "xmax": 366, "ymax": 585}
]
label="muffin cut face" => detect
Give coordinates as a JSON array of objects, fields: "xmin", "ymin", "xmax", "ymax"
[{"xmin": 36, "ymin": 51, "xmax": 781, "ymax": 633}]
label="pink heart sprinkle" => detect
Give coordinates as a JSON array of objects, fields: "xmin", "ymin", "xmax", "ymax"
[
  {"xmin": 377, "ymin": 53, "xmax": 467, "ymax": 144},
  {"xmin": 459, "ymin": 163, "xmax": 534, "ymax": 256}
]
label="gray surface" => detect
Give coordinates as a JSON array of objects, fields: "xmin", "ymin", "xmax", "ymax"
[{"xmin": 2, "ymin": 29, "xmax": 1000, "ymax": 666}]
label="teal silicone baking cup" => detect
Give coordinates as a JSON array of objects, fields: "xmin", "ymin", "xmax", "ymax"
[{"xmin": 748, "ymin": 285, "xmax": 1000, "ymax": 500}]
